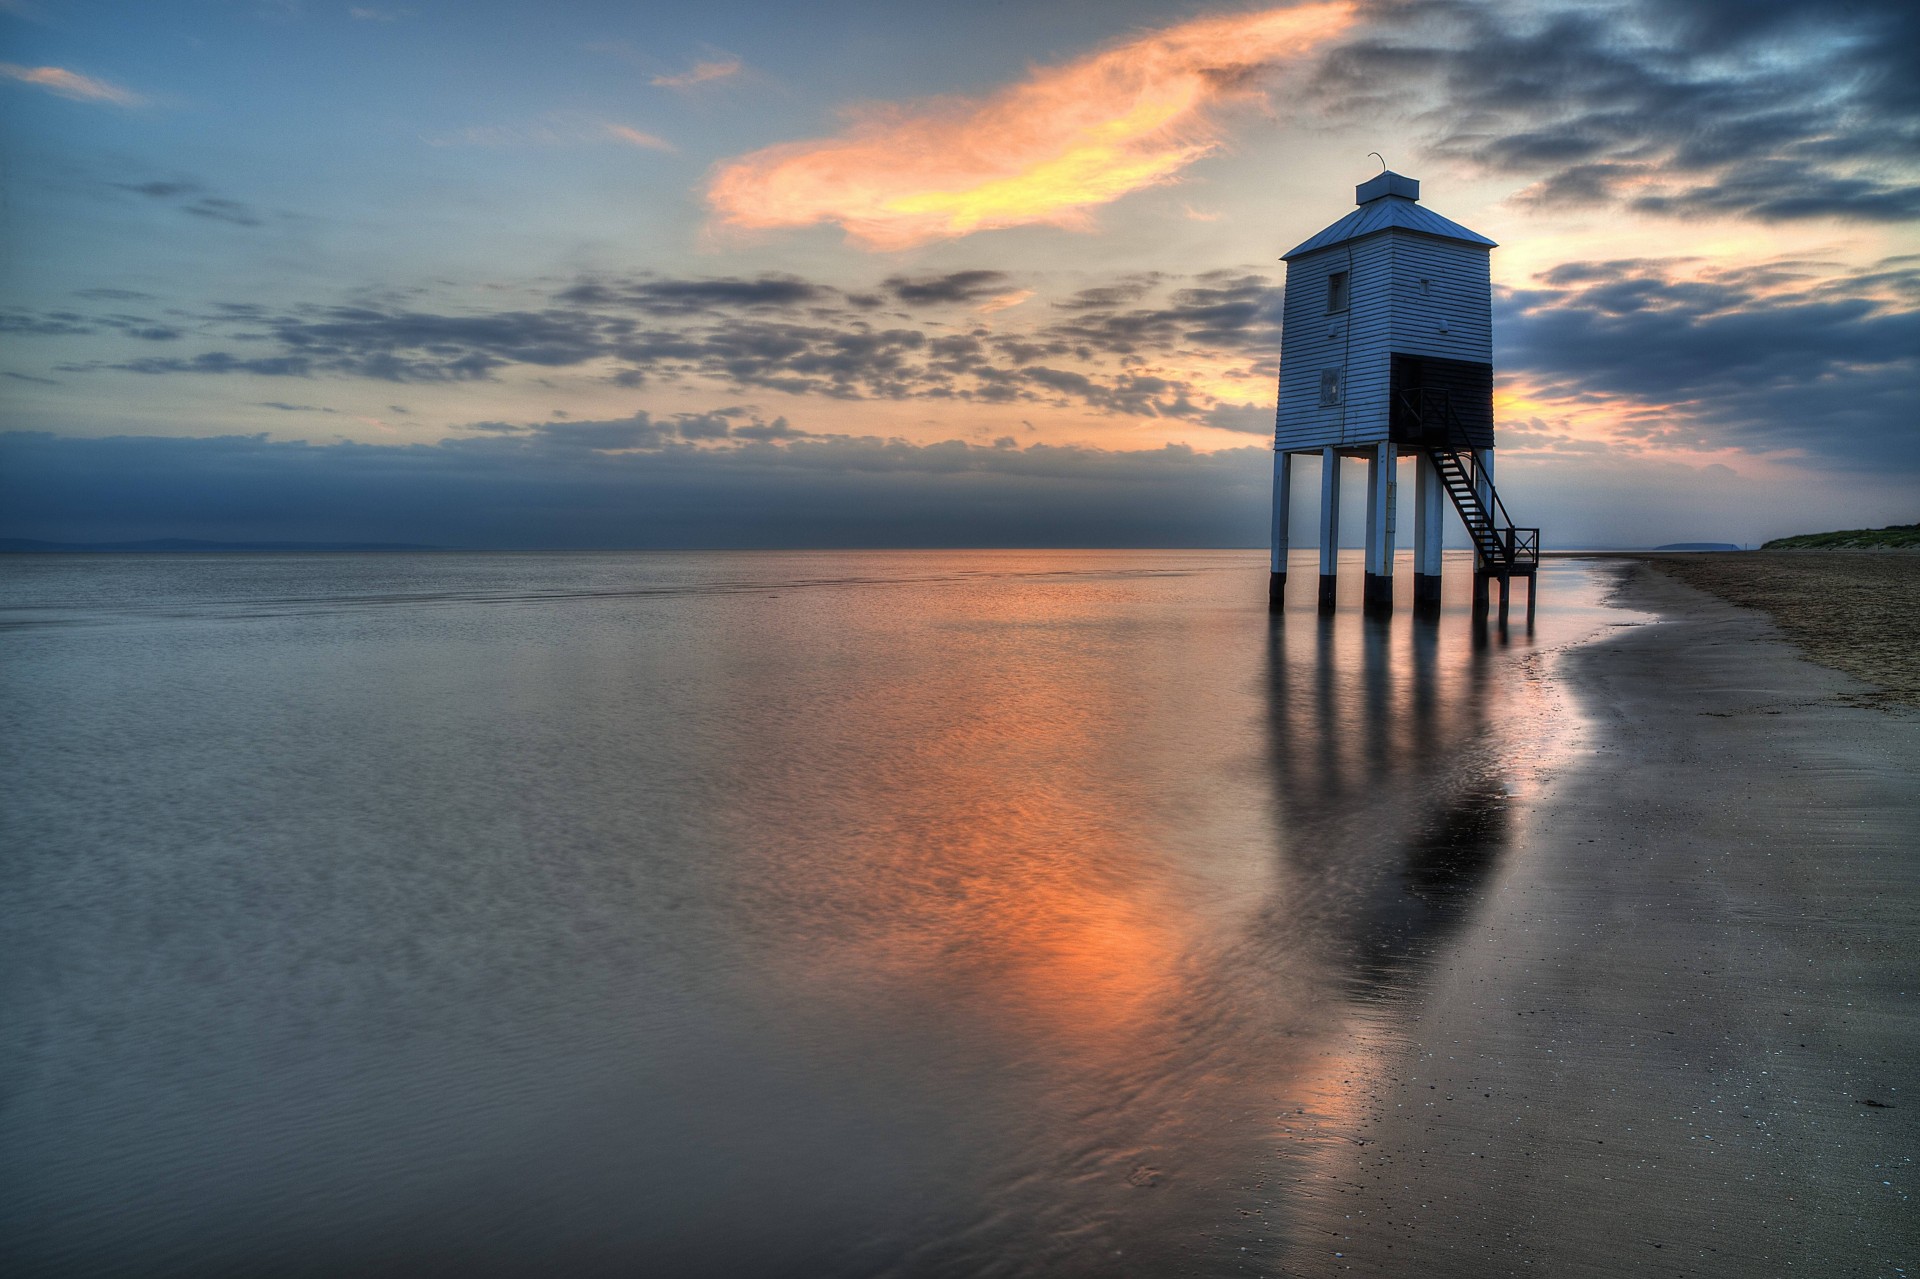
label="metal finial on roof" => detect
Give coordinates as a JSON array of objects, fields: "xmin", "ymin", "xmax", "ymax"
[
  {"xmin": 1281, "ymin": 178, "xmax": 1497, "ymax": 260},
  {"xmin": 1368, "ymin": 152, "xmax": 1386, "ymax": 174}
]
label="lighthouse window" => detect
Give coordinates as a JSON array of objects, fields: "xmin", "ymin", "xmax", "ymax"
[
  {"xmin": 1319, "ymin": 369, "xmax": 1343, "ymax": 406},
  {"xmin": 1326, "ymin": 270, "xmax": 1350, "ymax": 313}
]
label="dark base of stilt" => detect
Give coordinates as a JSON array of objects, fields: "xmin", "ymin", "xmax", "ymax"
[
  {"xmin": 1525, "ymin": 574, "xmax": 1538, "ymax": 631},
  {"xmin": 1497, "ymin": 574, "xmax": 1512, "ymax": 627},
  {"xmin": 1471, "ymin": 570, "xmax": 1492, "ymax": 617},
  {"xmin": 1413, "ymin": 572, "xmax": 1442, "ymax": 610},
  {"xmin": 1363, "ymin": 572, "xmax": 1394, "ymax": 614},
  {"xmin": 1268, "ymin": 571, "xmax": 1286, "ymax": 612},
  {"xmin": 1317, "ymin": 574, "xmax": 1337, "ymax": 611}
]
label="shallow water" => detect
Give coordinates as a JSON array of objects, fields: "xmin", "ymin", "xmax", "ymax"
[{"xmin": 0, "ymin": 549, "xmax": 1623, "ymax": 1276}]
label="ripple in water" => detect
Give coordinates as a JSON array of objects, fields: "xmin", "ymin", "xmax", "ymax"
[{"xmin": 0, "ymin": 548, "xmax": 1627, "ymax": 1276}]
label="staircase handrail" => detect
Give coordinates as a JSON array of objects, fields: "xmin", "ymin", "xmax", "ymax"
[{"xmin": 1422, "ymin": 397, "xmax": 1540, "ymax": 570}]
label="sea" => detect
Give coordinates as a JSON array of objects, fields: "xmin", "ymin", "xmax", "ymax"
[{"xmin": 0, "ymin": 548, "xmax": 1626, "ymax": 1277}]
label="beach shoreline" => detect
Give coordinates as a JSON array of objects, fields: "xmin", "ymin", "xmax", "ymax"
[
  {"xmin": 1629, "ymin": 551, "xmax": 1919, "ymax": 708},
  {"xmin": 1274, "ymin": 558, "xmax": 1919, "ymax": 1277}
]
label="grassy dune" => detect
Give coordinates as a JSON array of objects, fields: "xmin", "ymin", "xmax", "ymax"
[{"xmin": 1761, "ymin": 523, "xmax": 1920, "ymax": 549}]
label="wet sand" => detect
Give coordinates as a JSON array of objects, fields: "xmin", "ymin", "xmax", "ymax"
[
  {"xmin": 1642, "ymin": 551, "xmax": 1920, "ymax": 708},
  {"xmin": 1277, "ymin": 561, "xmax": 1919, "ymax": 1277}
]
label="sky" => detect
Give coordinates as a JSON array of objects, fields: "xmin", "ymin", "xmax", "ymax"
[{"xmin": 1, "ymin": 0, "xmax": 1915, "ymax": 548}]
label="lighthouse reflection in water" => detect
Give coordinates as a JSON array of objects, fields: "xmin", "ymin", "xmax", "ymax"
[{"xmin": 0, "ymin": 547, "xmax": 1615, "ymax": 1276}]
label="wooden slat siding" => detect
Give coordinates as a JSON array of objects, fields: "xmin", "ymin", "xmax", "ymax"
[
  {"xmin": 1388, "ymin": 235, "xmax": 1493, "ymax": 365},
  {"xmin": 1274, "ymin": 243, "xmax": 1345, "ymax": 451},
  {"xmin": 1273, "ymin": 237, "xmax": 1394, "ymax": 451},
  {"xmin": 1341, "ymin": 235, "xmax": 1395, "ymax": 447},
  {"xmin": 1274, "ymin": 230, "xmax": 1490, "ymax": 453}
]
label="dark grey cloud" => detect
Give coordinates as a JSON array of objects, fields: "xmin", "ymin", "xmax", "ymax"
[
  {"xmin": 22, "ymin": 268, "xmax": 1284, "ymax": 428},
  {"xmin": 0, "ymin": 430, "xmax": 1273, "ymax": 550},
  {"xmin": 80, "ymin": 307, "xmax": 616, "ymax": 381},
  {"xmin": 1499, "ymin": 255, "xmax": 1920, "ymax": 469},
  {"xmin": 882, "ymin": 270, "xmax": 1011, "ymax": 305},
  {"xmin": 114, "ymin": 179, "xmax": 266, "ymax": 228},
  {"xmin": 1036, "ymin": 272, "xmax": 1285, "ymax": 361},
  {"xmin": 92, "ymin": 351, "xmax": 320, "ymax": 377},
  {"xmin": 1053, "ymin": 277, "xmax": 1161, "ymax": 311},
  {"xmin": 527, "ymin": 417, "xmax": 670, "ymax": 451},
  {"xmin": 117, "ymin": 181, "xmax": 200, "ymax": 199},
  {"xmin": 2, "ymin": 311, "xmax": 95, "ymax": 336},
  {"xmin": 456, "ymin": 407, "xmax": 804, "ymax": 448},
  {"xmin": 555, "ymin": 273, "xmax": 829, "ymax": 313},
  {"xmin": 182, "ymin": 197, "xmax": 264, "ymax": 227},
  {"xmin": 1318, "ymin": 0, "xmax": 1920, "ymax": 222}
]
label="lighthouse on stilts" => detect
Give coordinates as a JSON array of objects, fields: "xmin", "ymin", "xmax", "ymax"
[{"xmin": 1267, "ymin": 170, "xmax": 1538, "ymax": 625}]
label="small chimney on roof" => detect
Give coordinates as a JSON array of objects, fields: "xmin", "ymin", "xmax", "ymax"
[{"xmin": 1356, "ymin": 171, "xmax": 1419, "ymax": 204}]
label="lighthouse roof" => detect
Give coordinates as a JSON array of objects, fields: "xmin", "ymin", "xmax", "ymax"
[{"xmin": 1281, "ymin": 172, "xmax": 1496, "ymax": 261}]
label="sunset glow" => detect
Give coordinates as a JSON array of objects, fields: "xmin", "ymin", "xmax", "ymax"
[
  {"xmin": 3, "ymin": 0, "xmax": 1914, "ymax": 547},
  {"xmin": 707, "ymin": 3, "xmax": 1354, "ymax": 249}
]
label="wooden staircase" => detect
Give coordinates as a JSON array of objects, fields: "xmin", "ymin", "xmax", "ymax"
[{"xmin": 1428, "ymin": 448, "xmax": 1539, "ymax": 577}]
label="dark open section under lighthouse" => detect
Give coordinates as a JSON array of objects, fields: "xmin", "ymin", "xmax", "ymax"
[{"xmin": 1388, "ymin": 355, "xmax": 1493, "ymax": 450}]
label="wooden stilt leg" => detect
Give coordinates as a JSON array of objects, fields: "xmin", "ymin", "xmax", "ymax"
[
  {"xmin": 1269, "ymin": 451, "xmax": 1292, "ymax": 612},
  {"xmin": 1362, "ymin": 441, "xmax": 1396, "ymax": 615},
  {"xmin": 1318, "ymin": 447, "xmax": 1340, "ymax": 611}
]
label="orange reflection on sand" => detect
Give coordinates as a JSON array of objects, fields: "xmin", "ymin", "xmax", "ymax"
[
  {"xmin": 706, "ymin": 4, "xmax": 1354, "ymax": 249},
  {"xmin": 841, "ymin": 667, "xmax": 1195, "ymax": 1044},
  {"xmin": 713, "ymin": 558, "xmax": 1219, "ymax": 1046}
]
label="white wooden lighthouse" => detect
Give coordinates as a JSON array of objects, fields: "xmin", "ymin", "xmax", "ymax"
[{"xmin": 1268, "ymin": 171, "xmax": 1537, "ymax": 619}]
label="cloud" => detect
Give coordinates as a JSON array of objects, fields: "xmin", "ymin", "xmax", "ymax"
[
  {"xmin": 977, "ymin": 290, "xmax": 1034, "ymax": 315},
  {"xmin": 460, "ymin": 407, "xmax": 804, "ymax": 447},
  {"xmin": 651, "ymin": 56, "xmax": 742, "ymax": 90},
  {"xmin": 883, "ymin": 270, "xmax": 1012, "ymax": 305},
  {"xmin": 603, "ymin": 124, "xmax": 675, "ymax": 152},
  {"xmin": 2, "ymin": 310, "xmax": 94, "ymax": 336},
  {"xmin": 525, "ymin": 415, "xmax": 670, "ymax": 451},
  {"xmin": 557, "ymin": 273, "xmax": 829, "ymax": 313},
  {"xmin": 706, "ymin": 3, "xmax": 1355, "ymax": 249},
  {"xmin": 6, "ymin": 426, "xmax": 1909, "ymax": 551},
  {"xmin": 427, "ymin": 116, "xmax": 674, "ymax": 151},
  {"xmin": 1313, "ymin": 0, "xmax": 1920, "ymax": 223},
  {"xmin": 74, "ymin": 303, "xmax": 618, "ymax": 382},
  {"xmin": 1499, "ymin": 255, "xmax": 1920, "ymax": 469},
  {"xmin": 29, "ymin": 268, "xmax": 1288, "ymax": 430},
  {"xmin": 0, "ymin": 63, "xmax": 143, "ymax": 106},
  {"xmin": 0, "ymin": 430, "xmax": 1275, "ymax": 549},
  {"xmin": 114, "ymin": 180, "xmax": 266, "ymax": 227},
  {"xmin": 1041, "ymin": 271, "xmax": 1285, "ymax": 358}
]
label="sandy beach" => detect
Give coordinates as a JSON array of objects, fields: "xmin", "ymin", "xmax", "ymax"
[
  {"xmin": 1643, "ymin": 552, "xmax": 1920, "ymax": 709},
  {"xmin": 1276, "ymin": 558, "xmax": 1918, "ymax": 1277}
]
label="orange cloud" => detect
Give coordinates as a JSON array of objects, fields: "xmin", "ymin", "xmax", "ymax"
[
  {"xmin": 706, "ymin": 3, "xmax": 1354, "ymax": 250},
  {"xmin": 975, "ymin": 288, "xmax": 1034, "ymax": 314},
  {"xmin": 0, "ymin": 62, "xmax": 143, "ymax": 106},
  {"xmin": 604, "ymin": 123, "xmax": 675, "ymax": 152}
]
